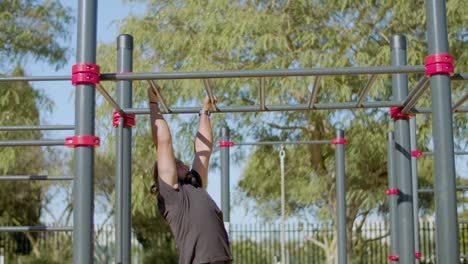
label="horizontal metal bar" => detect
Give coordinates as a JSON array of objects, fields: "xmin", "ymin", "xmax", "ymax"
[
  {"xmin": 0, "ymin": 139, "xmax": 65, "ymax": 146},
  {"xmin": 421, "ymin": 151, "xmax": 468, "ymax": 156},
  {"xmin": 124, "ymin": 100, "xmax": 403, "ymax": 115},
  {"xmin": 0, "ymin": 71, "xmax": 464, "ymax": 83},
  {"xmin": 0, "ymin": 76, "xmax": 70, "ymax": 82},
  {"xmin": 419, "ymin": 186, "xmax": 468, "ymax": 193},
  {"xmin": 234, "ymin": 140, "xmax": 332, "ymax": 146},
  {"xmin": 0, "ymin": 176, "xmax": 73, "ymax": 181},
  {"xmin": 412, "ymin": 107, "xmax": 468, "ymax": 114},
  {"xmin": 0, "ymin": 125, "xmax": 74, "ymax": 131},
  {"xmin": 0, "ymin": 226, "xmax": 73, "ymax": 232},
  {"xmin": 96, "ymin": 83, "xmax": 123, "ymax": 113},
  {"xmin": 100, "ymin": 66, "xmax": 426, "ymax": 81},
  {"xmin": 451, "ymin": 72, "xmax": 468, "ymax": 81},
  {"xmin": 460, "ymin": 220, "xmax": 468, "ymax": 224}
]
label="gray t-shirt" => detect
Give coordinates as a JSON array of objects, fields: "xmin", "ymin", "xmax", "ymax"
[{"xmin": 158, "ymin": 170, "xmax": 232, "ymax": 264}]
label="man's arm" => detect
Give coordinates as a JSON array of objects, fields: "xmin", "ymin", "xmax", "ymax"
[
  {"xmin": 192, "ymin": 95, "xmax": 216, "ymax": 188},
  {"xmin": 148, "ymin": 87, "xmax": 178, "ymax": 188}
]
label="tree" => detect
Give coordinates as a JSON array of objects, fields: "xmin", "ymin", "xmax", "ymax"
[
  {"xmin": 0, "ymin": 0, "xmax": 72, "ymax": 260},
  {"xmin": 94, "ymin": 0, "xmax": 467, "ymax": 261},
  {"xmin": 0, "ymin": 0, "xmax": 73, "ymax": 70},
  {"xmin": 0, "ymin": 66, "xmax": 50, "ymax": 258}
]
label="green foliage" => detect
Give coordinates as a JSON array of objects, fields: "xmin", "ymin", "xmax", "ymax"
[
  {"xmin": 1, "ymin": 231, "xmax": 73, "ymax": 263},
  {"xmin": 0, "ymin": 68, "xmax": 67, "ymax": 261},
  {"xmin": 0, "ymin": 66, "xmax": 52, "ymax": 257},
  {"xmin": 15, "ymin": 250, "xmax": 72, "ymax": 264},
  {"xmin": 0, "ymin": 1, "xmax": 72, "ymax": 261},
  {"xmin": 94, "ymin": 0, "xmax": 467, "ymax": 260},
  {"xmin": 231, "ymin": 239, "xmax": 271, "ymax": 263},
  {"xmin": 0, "ymin": 0, "xmax": 73, "ymax": 69},
  {"xmin": 132, "ymin": 212, "xmax": 178, "ymax": 263}
]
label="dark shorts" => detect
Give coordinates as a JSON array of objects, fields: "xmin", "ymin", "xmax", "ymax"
[{"xmin": 210, "ymin": 261, "xmax": 231, "ymax": 264}]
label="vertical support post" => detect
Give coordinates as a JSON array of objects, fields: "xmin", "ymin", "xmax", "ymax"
[
  {"xmin": 116, "ymin": 117, "xmax": 124, "ymax": 263},
  {"xmin": 410, "ymin": 117, "xmax": 421, "ymax": 263},
  {"xmin": 115, "ymin": 34, "xmax": 134, "ymax": 264},
  {"xmin": 334, "ymin": 129, "xmax": 347, "ymax": 264},
  {"xmin": 425, "ymin": 1, "xmax": 460, "ymax": 262},
  {"xmin": 391, "ymin": 34, "xmax": 415, "ymax": 264},
  {"xmin": 387, "ymin": 132, "xmax": 399, "ymax": 260},
  {"xmin": 74, "ymin": 1, "xmax": 97, "ymax": 263},
  {"xmin": 279, "ymin": 146, "xmax": 286, "ymax": 264},
  {"xmin": 220, "ymin": 127, "xmax": 231, "ymax": 223}
]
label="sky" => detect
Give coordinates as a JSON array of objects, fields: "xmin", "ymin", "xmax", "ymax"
[{"xmin": 25, "ymin": 0, "xmax": 467, "ymax": 225}]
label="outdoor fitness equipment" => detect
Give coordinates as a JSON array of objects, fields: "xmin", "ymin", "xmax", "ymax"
[{"xmin": 0, "ymin": 0, "xmax": 466, "ymax": 263}]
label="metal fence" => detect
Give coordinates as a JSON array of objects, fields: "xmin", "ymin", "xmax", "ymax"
[{"xmin": 0, "ymin": 221, "xmax": 467, "ymax": 263}]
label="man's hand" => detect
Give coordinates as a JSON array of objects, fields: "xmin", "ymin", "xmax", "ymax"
[
  {"xmin": 148, "ymin": 85, "xmax": 161, "ymax": 104},
  {"xmin": 202, "ymin": 95, "xmax": 218, "ymax": 111}
]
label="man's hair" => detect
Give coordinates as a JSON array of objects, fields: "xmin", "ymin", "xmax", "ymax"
[
  {"xmin": 150, "ymin": 159, "xmax": 201, "ymax": 194},
  {"xmin": 150, "ymin": 161, "xmax": 158, "ymax": 196}
]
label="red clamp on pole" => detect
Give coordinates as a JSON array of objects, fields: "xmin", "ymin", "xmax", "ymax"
[
  {"xmin": 218, "ymin": 141, "xmax": 235, "ymax": 147},
  {"xmin": 425, "ymin": 53, "xmax": 454, "ymax": 77},
  {"xmin": 72, "ymin": 63, "xmax": 100, "ymax": 85},
  {"xmin": 331, "ymin": 138, "xmax": 347, "ymax": 145},
  {"xmin": 113, "ymin": 111, "xmax": 136, "ymax": 128},
  {"xmin": 386, "ymin": 188, "xmax": 398, "ymax": 195},
  {"xmin": 65, "ymin": 135, "xmax": 100, "ymax": 147},
  {"xmin": 415, "ymin": 252, "xmax": 422, "ymax": 259},
  {"xmin": 388, "ymin": 255, "xmax": 399, "ymax": 261},
  {"xmin": 390, "ymin": 107, "xmax": 412, "ymax": 120},
  {"xmin": 411, "ymin": 150, "xmax": 423, "ymax": 157}
]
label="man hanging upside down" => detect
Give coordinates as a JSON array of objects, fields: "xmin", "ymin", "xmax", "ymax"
[{"xmin": 148, "ymin": 85, "xmax": 232, "ymax": 264}]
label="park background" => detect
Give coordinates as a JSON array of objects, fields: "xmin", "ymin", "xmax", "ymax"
[{"xmin": 0, "ymin": 0, "xmax": 467, "ymax": 263}]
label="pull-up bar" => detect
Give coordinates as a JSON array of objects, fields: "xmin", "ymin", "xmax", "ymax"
[
  {"xmin": 0, "ymin": 65, "xmax": 426, "ymax": 83},
  {"xmin": 95, "ymin": 69, "xmax": 468, "ymax": 115},
  {"xmin": 0, "ymin": 139, "xmax": 65, "ymax": 147},
  {"xmin": 123, "ymin": 101, "xmax": 404, "ymax": 115},
  {"xmin": 2, "ymin": 68, "xmax": 467, "ymax": 83},
  {"xmin": 418, "ymin": 186, "xmax": 468, "ymax": 193},
  {"xmin": 231, "ymin": 140, "xmax": 332, "ymax": 146},
  {"xmin": 102, "ymin": 65, "xmax": 427, "ymax": 80},
  {"xmin": 411, "ymin": 150, "xmax": 468, "ymax": 156},
  {"xmin": 0, "ymin": 125, "xmax": 74, "ymax": 131},
  {"xmin": 0, "ymin": 226, "xmax": 73, "ymax": 232},
  {"xmin": 1, "ymin": 68, "xmax": 465, "ymax": 116},
  {"xmin": 0, "ymin": 176, "xmax": 73, "ymax": 181}
]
